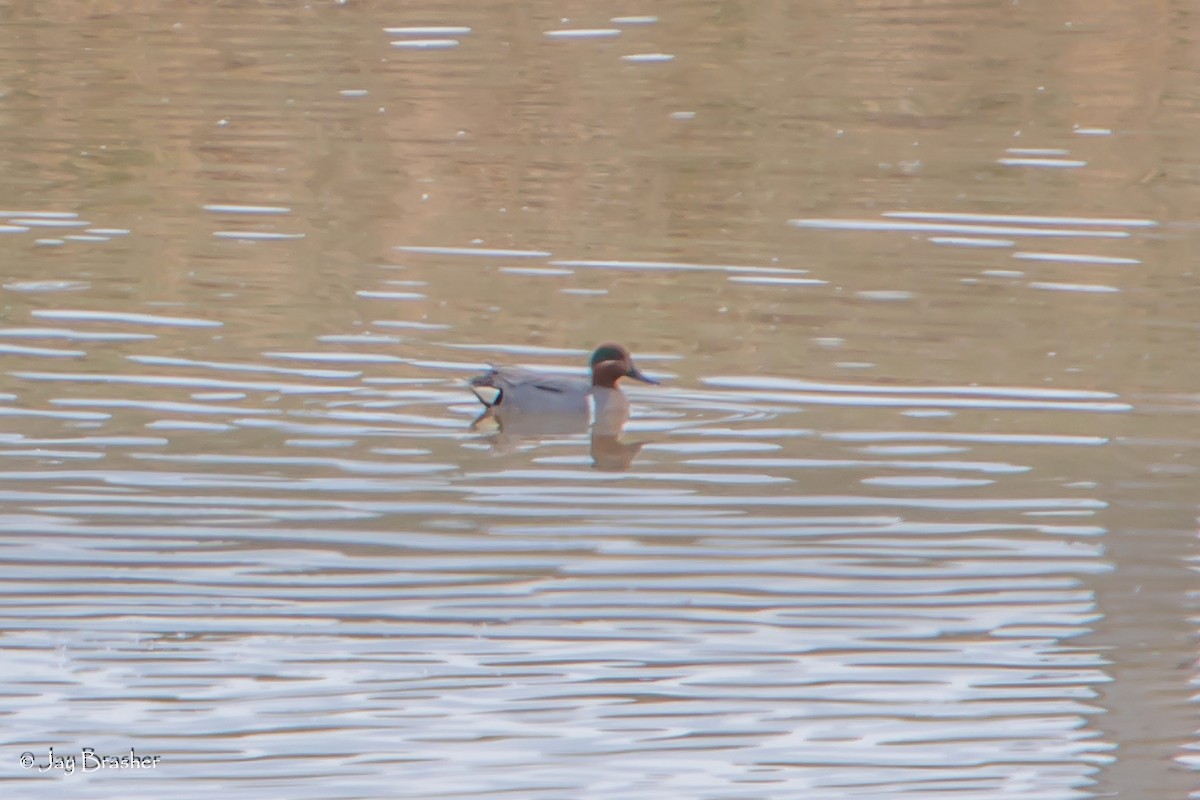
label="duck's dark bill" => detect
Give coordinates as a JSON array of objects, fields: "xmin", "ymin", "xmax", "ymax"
[{"xmin": 627, "ymin": 365, "xmax": 660, "ymax": 385}]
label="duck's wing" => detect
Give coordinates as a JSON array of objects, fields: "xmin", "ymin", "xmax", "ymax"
[
  {"xmin": 494, "ymin": 366, "xmax": 586, "ymax": 393},
  {"xmin": 468, "ymin": 366, "xmax": 588, "ymax": 407}
]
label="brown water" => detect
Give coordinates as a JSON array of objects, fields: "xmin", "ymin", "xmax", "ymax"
[{"xmin": 1, "ymin": 2, "xmax": 1198, "ymax": 798}]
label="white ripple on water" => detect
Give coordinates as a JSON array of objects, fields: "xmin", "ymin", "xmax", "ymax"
[
  {"xmin": 0, "ymin": 472, "xmax": 451, "ymax": 497},
  {"xmin": 286, "ymin": 438, "xmax": 357, "ymax": 449},
  {"xmin": 202, "ymin": 203, "xmax": 292, "ymax": 215},
  {"xmin": 699, "ymin": 376, "xmax": 1131, "ymax": 413},
  {"xmin": 928, "ymin": 236, "xmax": 1015, "ymax": 248},
  {"xmin": 825, "ymin": 431, "xmax": 1108, "ymax": 446},
  {"xmin": 682, "ymin": 457, "xmax": 1029, "ymax": 474},
  {"xmin": 550, "ymin": 259, "xmax": 807, "ymax": 274},
  {"xmin": 884, "ymin": 211, "xmax": 1157, "ymax": 228},
  {"xmin": 0, "ymin": 343, "xmax": 85, "ymax": 358},
  {"xmin": 470, "ymin": 469, "xmax": 790, "ymax": 487},
  {"xmin": 997, "ymin": 157, "xmax": 1088, "ymax": 168},
  {"xmin": 728, "ymin": 276, "xmax": 827, "ymax": 286},
  {"xmin": 790, "ymin": 219, "xmax": 1131, "ymax": 239},
  {"xmin": 390, "ymin": 39, "xmax": 460, "ymax": 49},
  {"xmin": 642, "ymin": 442, "xmax": 781, "ymax": 454},
  {"xmin": 8, "ymin": 217, "xmax": 90, "ymax": 228},
  {"xmin": 15, "ymin": 371, "xmax": 358, "ymax": 395},
  {"xmin": 384, "ymin": 358, "xmax": 481, "ymax": 374},
  {"xmin": 130, "ymin": 452, "xmax": 456, "ymax": 476},
  {"xmin": 335, "ymin": 379, "xmax": 442, "ymax": 389},
  {"xmin": 0, "ymin": 406, "xmax": 109, "ymax": 420},
  {"xmin": 3, "ymin": 280, "xmax": 91, "ymax": 292},
  {"xmin": 191, "ymin": 391, "xmax": 246, "ymax": 401},
  {"xmin": 457, "ymin": 488, "xmax": 1106, "ymax": 512},
  {"xmin": 621, "ymin": 53, "xmax": 675, "ymax": 63},
  {"xmin": 1013, "ymin": 251, "xmax": 1141, "ymax": 265},
  {"xmin": 395, "ymin": 245, "xmax": 552, "ymax": 258},
  {"xmin": 320, "ymin": 408, "xmax": 490, "ymax": 431},
  {"xmin": 501, "ymin": 266, "xmax": 574, "ymax": 276},
  {"xmin": 487, "ymin": 516, "xmax": 1100, "ymax": 539},
  {"xmin": 857, "ymin": 290, "xmax": 914, "ymax": 301},
  {"xmin": 1029, "ymin": 281, "xmax": 1121, "ymax": 294},
  {"xmin": 0, "ymin": 449, "xmax": 105, "ymax": 460},
  {"xmin": 146, "ymin": 420, "xmax": 235, "ymax": 431},
  {"xmin": 372, "ymin": 320, "xmax": 453, "ymax": 331},
  {"xmin": 50, "ymin": 398, "xmax": 275, "ymax": 415},
  {"xmin": 212, "ymin": 231, "xmax": 305, "ymax": 241},
  {"xmin": 1007, "ymin": 147, "xmax": 1071, "ymax": 156},
  {"xmin": 705, "ymin": 376, "xmax": 1120, "ymax": 400},
  {"xmin": 317, "ymin": 334, "xmax": 404, "ymax": 344},
  {"xmin": 0, "ymin": 434, "xmax": 167, "ymax": 446},
  {"xmin": 262, "ymin": 351, "xmax": 406, "ymax": 364},
  {"xmin": 356, "ymin": 290, "xmax": 427, "ymax": 300},
  {"xmin": 32, "ymin": 309, "xmax": 222, "ymax": 328},
  {"xmin": 24, "ymin": 503, "xmax": 377, "ymax": 522},
  {"xmin": 0, "ymin": 326, "xmax": 156, "ymax": 341},
  {"xmin": 230, "ymin": 417, "xmax": 432, "ymax": 438},
  {"xmin": 676, "ymin": 426, "xmax": 812, "ymax": 439},
  {"xmin": 860, "ymin": 476, "xmax": 994, "ymax": 488},
  {"xmin": 544, "ymin": 28, "xmax": 622, "ymax": 39},
  {"xmin": 127, "ymin": 355, "xmax": 361, "ymax": 380},
  {"xmin": 444, "ymin": 343, "xmax": 596, "ymax": 357},
  {"xmin": 0, "ymin": 210, "xmax": 79, "ymax": 219},
  {"xmin": 384, "ymin": 26, "xmax": 472, "ymax": 35}
]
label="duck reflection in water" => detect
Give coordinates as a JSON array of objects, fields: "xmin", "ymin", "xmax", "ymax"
[{"xmin": 467, "ymin": 343, "xmax": 659, "ymax": 471}]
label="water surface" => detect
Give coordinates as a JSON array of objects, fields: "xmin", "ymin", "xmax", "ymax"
[{"xmin": 0, "ymin": 1, "xmax": 1197, "ymax": 798}]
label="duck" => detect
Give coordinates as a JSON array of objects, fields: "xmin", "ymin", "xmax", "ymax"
[
  {"xmin": 468, "ymin": 342, "xmax": 659, "ymax": 425},
  {"xmin": 472, "ymin": 383, "xmax": 647, "ymax": 469}
]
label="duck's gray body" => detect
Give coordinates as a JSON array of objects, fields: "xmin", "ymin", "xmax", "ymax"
[{"xmin": 469, "ymin": 365, "xmax": 592, "ymax": 415}]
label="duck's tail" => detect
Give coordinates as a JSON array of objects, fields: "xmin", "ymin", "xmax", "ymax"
[{"xmin": 467, "ymin": 368, "xmax": 502, "ymax": 407}]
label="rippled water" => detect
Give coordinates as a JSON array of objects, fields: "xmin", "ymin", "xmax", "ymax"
[
  {"xmin": 0, "ymin": 301, "xmax": 1133, "ymax": 798},
  {"xmin": 2, "ymin": 1, "xmax": 1198, "ymax": 798}
]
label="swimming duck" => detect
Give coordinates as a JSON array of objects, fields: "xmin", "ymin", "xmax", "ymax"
[
  {"xmin": 468, "ymin": 342, "xmax": 659, "ymax": 422},
  {"xmin": 472, "ymin": 383, "xmax": 647, "ymax": 469}
]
